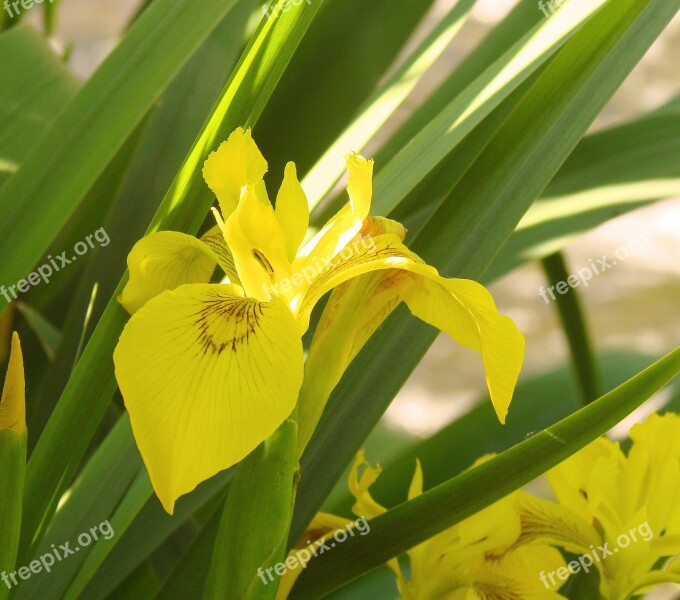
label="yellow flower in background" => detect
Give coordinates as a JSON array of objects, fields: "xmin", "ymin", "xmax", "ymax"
[
  {"xmin": 545, "ymin": 412, "xmax": 680, "ymax": 599},
  {"xmin": 280, "ymin": 451, "xmax": 568, "ymax": 600},
  {"xmin": 273, "ymin": 512, "xmax": 367, "ymax": 599},
  {"xmin": 113, "ymin": 128, "xmax": 525, "ymax": 514}
]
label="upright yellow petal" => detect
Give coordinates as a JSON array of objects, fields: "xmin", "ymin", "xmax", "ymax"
[
  {"xmin": 408, "ymin": 459, "xmax": 424, "ymax": 500},
  {"xmin": 119, "ymin": 230, "xmax": 232, "ymax": 315},
  {"xmin": 625, "ymin": 412, "xmax": 680, "ymax": 534},
  {"xmin": 275, "ymin": 162, "xmax": 309, "ymax": 262},
  {"xmin": 294, "ymin": 154, "xmax": 373, "ymax": 276},
  {"xmin": 0, "ymin": 333, "xmax": 25, "ymax": 434},
  {"xmin": 346, "ymin": 152, "xmax": 373, "ymax": 218},
  {"xmin": 114, "ymin": 283, "xmax": 304, "ymax": 514},
  {"xmin": 546, "ymin": 437, "xmax": 623, "ymax": 525},
  {"xmin": 348, "ymin": 450, "xmax": 387, "ymax": 519},
  {"xmin": 203, "ymin": 128, "xmax": 268, "ymax": 219},
  {"xmin": 224, "ymin": 185, "xmax": 292, "ymax": 301}
]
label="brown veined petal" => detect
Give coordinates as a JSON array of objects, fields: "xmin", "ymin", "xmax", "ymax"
[
  {"xmin": 113, "ymin": 283, "xmax": 303, "ymax": 514},
  {"xmin": 224, "ymin": 184, "xmax": 292, "ymax": 301}
]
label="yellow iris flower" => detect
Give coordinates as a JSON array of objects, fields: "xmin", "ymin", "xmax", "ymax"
[
  {"xmin": 113, "ymin": 128, "xmax": 525, "ymax": 514},
  {"xmin": 278, "ymin": 451, "xmax": 567, "ymax": 599},
  {"xmin": 544, "ymin": 412, "xmax": 680, "ymax": 599}
]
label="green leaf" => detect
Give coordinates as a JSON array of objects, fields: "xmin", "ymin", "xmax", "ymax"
[
  {"xmin": 370, "ymin": 0, "xmax": 610, "ymax": 217},
  {"xmin": 0, "ymin": 24, "xmax": 78, "ymax": 189},
  {"xmin": 78, "ymin": 470, "xmax": 232, "ymax": 600},
  {"xmin": 0, "ymin": 334, "xmax": 26, "ymax": 600},
  {"xmin": 332, "ymin": 352, "xmax": 656, "ymax": 513},
  {"xmin": 319, "ymin": 0, "xmax": 543, "ymax": 227},
  {"xmin": 0, "ymin": 0, "xmax": 240, "ymax": 313},
  {"xmin": 290, "ymin": 0, "xmax": 680, "ymax": 546},
  {"xmin": 62, "ymin": 471, "xmax": 153, "ymax": 600},
  {"xmin": 15, "ymin": 303, "xmax": 61, "ymax": 362},
  {"xmin": 541, "ymin": 252, "xmax": 599, "ymax": 403},
  {"xmin": 14, "ymin": 417, "xmax": 141, "ymax": 600},
  {"xmin": 21, "ymin": 0, "xmax": 326, "ymax": 564},
  {"xmin": 486, "ymin": 104, "xmax": 680, "ymax": 280},
  {"xmin": 205, "ymin": 418, "xmax": 298, "ymax": 600},
  {"xmin": 0, "ymin": 428, "xmax": 25, "ymax": 600},
  {"xmin": 379, "ymin": 0, "xmax": 542, "ymax": 160},
  {"xmin": 291, "ymin": 347, "xmax": 680, "ymax": 596},
  {"xmin": 154, "ymin": 509, "xmax": 224, "ymax": 600},
  {"xmin": 255, "ymin": 0, "xmax": 437, "ymax": 184},
  {"xmin": 302, "ymin": 0, "xmax": 475, "ymax": 208}
]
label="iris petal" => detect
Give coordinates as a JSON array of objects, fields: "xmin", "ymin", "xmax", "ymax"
[
  {"xmin": 119, "ymin": 230, "xmax": 235, "ymax": 315},
  {"xmin": 114, "ymin": 283, "xmax": 304, "ymax": 514},
  {"xmin": 202, "ymin": 127, "xmax": 268, "ymax": 219}
]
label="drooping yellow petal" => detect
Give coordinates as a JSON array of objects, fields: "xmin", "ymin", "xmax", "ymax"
[
  {"xmin": 275, "ymin": 162, "xmax": 309, "ymax": 262},
  {"xmin": 119, "ymin": 230, "xmax": 233, "ymax": 315},
  {"xmin": 402, "ymin": 276, "xmax": 525, "ymax": 424},
  {"xmin": 113, "ymin": 283, "xmax": 304, "ymax": 514},
  {"xmin": 466, "ymin": 570, "xmax": 567, "ymax": 600},
  {"xmin": 224, "ymin": 185, "xmax": 292, "ymax": 302},
  {"xmin": 202, "ymin": 127, "xmax": 268, "ymax": 219},
  {"xmin": 294, "ymin": 233, "xmax": 524, "ymax": 422},
  {"xmin": 294, "ymin": 154, "xmax": 373, "ymax": 277},
  {"xmin": 293, "ymin": 233, "xmax": 417, "ymax": 326},
  {"xmin": 0, "ymin": 332, "xmax": 25, "ymax": 434}
]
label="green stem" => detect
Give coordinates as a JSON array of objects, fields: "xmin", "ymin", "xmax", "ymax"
[{"xmin": 542, "ymin": 251, "xmax": 600, "ymax": 404}]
